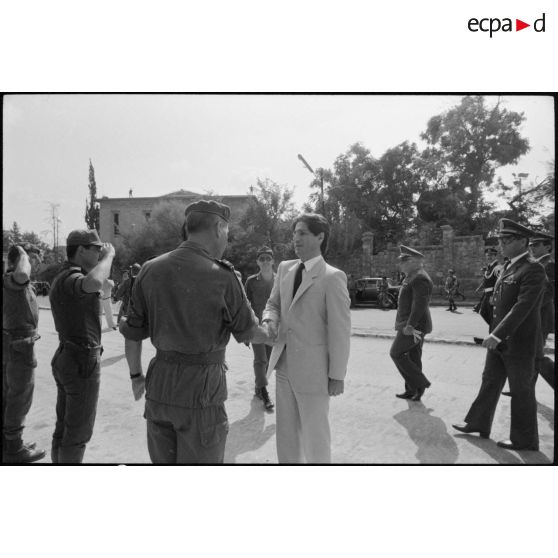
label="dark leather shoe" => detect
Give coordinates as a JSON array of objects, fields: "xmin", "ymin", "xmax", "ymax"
[
  {"xmin": 452, "ymin": 423, "xmax": 489, "ymax": 439},
  {"xmin": 396, "ymin": 391, "xmax": 414, "ymax": 399},
  {"xmin": 411, "ymin": 387, "xmax": 426, "ymax": 401},
  {"xmin": 497, "ymin": 440, "xmax": 539, "ymax": 451},
  {"xmin": 473, "ymin": 337, "xmax": 484, "ymax": 345},
  {"xmin": 501, "ymin": 391, "xmax": 511, "ymax": 397}
]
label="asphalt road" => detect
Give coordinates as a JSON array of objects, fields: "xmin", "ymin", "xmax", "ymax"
[{"xmin": 19, "ymin": 306, "xmax": 555, "ymax": 464}]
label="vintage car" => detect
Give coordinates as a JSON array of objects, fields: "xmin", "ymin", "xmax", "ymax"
[
  {"xmin": 31, "ymin": 281, "xmax": 50, "ymax": 296},
  {"xmin": 349, "ymin": 277, "xmax": 401, "ymax": 308}
]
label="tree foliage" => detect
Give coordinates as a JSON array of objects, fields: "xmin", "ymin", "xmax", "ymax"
[
  {"xmin": 85, "ymin": 159, "xmax": 100, "ymax": 231},
  {"xmin": 419, "ymin": 95, "xmax": 529, "ymax": 233},
  {"xmin": 231, "ymin": 179, "xmax": 297, "ymax": 275}
]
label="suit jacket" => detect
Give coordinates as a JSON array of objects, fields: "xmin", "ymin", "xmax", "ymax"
[
  {"xmin": 262, "ymin": 258, "xmax": 351, "ymax": 395},
  {"xmin": 394, "ymin": 269, "xmax": 433, "ymax": 334},
  {"xmin": 490, "ymin": 254, "xmax": 546, "ymax": 356},
  {"xmin": 538, "ymin": 253, "xmax": 555, "ymax": 336}
]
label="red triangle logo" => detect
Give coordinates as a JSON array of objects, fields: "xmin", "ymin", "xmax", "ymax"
[{"xmin": 516, "ymin": 19, "xmax": 530, "ymax": 31}]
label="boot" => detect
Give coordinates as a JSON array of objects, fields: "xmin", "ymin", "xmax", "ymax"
[
  {"xmin": 255, "ymin": 387, "xmax": 275, "ymax": 410},
  {"xmin": 3, "ymin": 438, "xmax": 46, "ymax": 464},
  {"xmin": 58, "ymin": 445, "xmax": 86, "ymax": 464}
]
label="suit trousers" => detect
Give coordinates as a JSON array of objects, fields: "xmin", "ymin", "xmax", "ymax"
[
  {"xmin": 464, "ymin": 349, "xmax": 539, "ymax": 448},
  {"xmin": 390, "ymin": 330, "xmax": 430, "ymax": 391},
  {"xmin": 275, "ymin": 351, "xmax": 331, "ymax": 463}
]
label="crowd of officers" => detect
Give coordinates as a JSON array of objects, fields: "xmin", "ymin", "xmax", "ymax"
[{"xmin": 2, "ymin": 206, "xmax": 555, "ymax": 463}]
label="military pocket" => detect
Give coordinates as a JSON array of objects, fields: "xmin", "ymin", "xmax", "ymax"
[
  {"xmin": 10, "ymin": 342, "xmax": 37, "ymax": 367},
  {"xmin": 199, "ymin": 420, "xmax": 229, "ymax": 448},
  {"xmin": 76, "ymin": 350, "xmax": 101, "ymax": 379}
]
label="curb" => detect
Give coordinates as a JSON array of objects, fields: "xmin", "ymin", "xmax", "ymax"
[
  {"xmin": 351, "ymin": 329, "xmax": 555, "ymax": 355},
  {"xmin": 39, "ymin": 307, "xmax": 555, "ymax": 356}
]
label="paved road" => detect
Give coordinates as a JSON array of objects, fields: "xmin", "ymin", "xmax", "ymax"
[{"xmin": 22, "ymin": 308, "xmax": 555, "ymax": 464}]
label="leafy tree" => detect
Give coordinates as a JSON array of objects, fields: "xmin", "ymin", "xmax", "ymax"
[
  {"xmin": 113, "ymin": 200, "xmax": 184, "ymax": 271},
  {"xmin": 231, "ymin": 178, "xmax": 297, "ymax": 275},
  {"xmin": 8, "ymin": 221, "xmax": 22, "ymax": 244},
  {"xmin": 85, "ymin": 159, "xmax": 100, "ymax": 231},
  {"xmin": 419, "ymin": 95, "xmax": 530, "ymax": 233}
]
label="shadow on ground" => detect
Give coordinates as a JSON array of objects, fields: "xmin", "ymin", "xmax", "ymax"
[
  {"xmin": 225, "ymin": 397, "xmax": 276, "ymax": 463},
  {"xmin": 101, "ymin": 354, "xmax": 127, "ymax": 368},
  {"xmin": 537, "ymin": 402, "xmax": 554, "ymax": 431},
  {"xmin": 393, "ymin": 401, "xmax": 459, "ymax": 464}
]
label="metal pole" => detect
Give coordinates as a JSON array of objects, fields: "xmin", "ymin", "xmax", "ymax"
[{"xmin": 320, "ymin": 170, "xmax": 325, "ymax": 215}]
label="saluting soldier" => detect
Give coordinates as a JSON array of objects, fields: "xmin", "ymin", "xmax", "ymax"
[
  {"xmin": 390, "ymin": 245, "xmax": 433, "ymax": 401},
  {"xmin": 528, "ymin": 230, "xmax": 554, "ymax": 389},
  {"xmin": 120, "ymin": 200, "xmax": 272, "ymax": 464},
  {"xmin": 453, "ymin": 219, "xmax": 546, "ymax": 451},
  {"xmin": 2, "ymin": 244, "xmax": 46, "ymax": 463},
  {"xmin": 49, "ymin": 230, "xmax": 115, "ymax": 463}
]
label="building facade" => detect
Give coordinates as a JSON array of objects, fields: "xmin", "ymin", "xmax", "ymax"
[{"xmin": 97, "ymin": 189, "xmax": 253, "ymax": 244}]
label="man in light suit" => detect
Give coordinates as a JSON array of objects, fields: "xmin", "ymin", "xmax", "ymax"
[{"xmin": 262, "ymin": 213, "xmax": 351, "ymax": 464}]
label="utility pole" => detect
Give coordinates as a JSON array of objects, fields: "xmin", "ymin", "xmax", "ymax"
[{"xmin": 298, "ymin": 153, "xmax": 325, "ymax": 215}]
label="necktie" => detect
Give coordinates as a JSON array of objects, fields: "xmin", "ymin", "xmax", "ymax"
[{"xmin": 292, "ymin": 262, "xmax": 305, "ymax": 298}]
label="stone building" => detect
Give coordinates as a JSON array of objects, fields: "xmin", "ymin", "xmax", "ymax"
[{"xmin": 97, "ymin": 189, "xmax": 253, "ymax": 245}]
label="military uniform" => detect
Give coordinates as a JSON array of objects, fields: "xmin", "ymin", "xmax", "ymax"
[
  {"xmin": 49, "ymin": 263, "xmax": 103, "ymax": 463},
  {"xmin": 476, "ymin": 259, "xmax": 502, "ymax": 325},
  {"xmin": 463, "ymin": 251, "xmax": 546, "ymax": 449},
  {"xmin": 245, "ymin": 270, "xmax": 275, "ymax": 390},
  {"xmin": 2, "ymin": 270, "xmax": 42, "ymax": 461},
  {"xmin": 533, "ymin": 248, "xmax": 555, "ymax": 389},
  {"xmin": 120, "ymin": 239, "xmax": 258, "ymax": 463},
  {"xmin": 390, "ymin": 246, "xmax": 434, "ymax": 395}
]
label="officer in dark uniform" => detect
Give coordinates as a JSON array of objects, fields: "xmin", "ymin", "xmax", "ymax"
[
  {"xmin": 528, "ymin": 230, "xmax": 554, "ymax": 389},
  {"xmin": 120, "ymin": 200, "xmax": 273, "ymax": 464},
  {"xmin": 49, "ymin": 229, "xmax": 115, "ymax": 463},
  {"xmin": 474, "ymin": 247, "xmax": 502, "ymax": 325},
  {"xmin": 390, "ymin": 245, "xmax": 434, "ymax": 402},
  {"xmin": 2, "ymin": 244, "xmax": 46, "ymax": 463},
  {"xmin": 453, "ymin": 219, "xmax": 546, "ymax": 451}
]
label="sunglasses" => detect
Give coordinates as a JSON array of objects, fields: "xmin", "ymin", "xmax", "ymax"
[
  {"xmin": 258, "ymin": 256, "xmax": 273, "ymax": 262},
  {"xmin": 498, "ymin": 235, "xmax": 520, "ymax": 245}
]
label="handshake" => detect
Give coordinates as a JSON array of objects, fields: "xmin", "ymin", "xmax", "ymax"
[{"xmin": 251, "ymin": 320, "xmax": 278, "ymax": 346}]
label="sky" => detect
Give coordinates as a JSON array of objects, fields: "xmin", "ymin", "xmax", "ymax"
[{"xmin": 3, "ymin": 94, "xmax": 554, "ymax": 245}]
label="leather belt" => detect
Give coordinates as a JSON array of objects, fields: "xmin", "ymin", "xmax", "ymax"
[{"xmin": 156, "ymin": 349, "xmax": 226, "ymax": 365}]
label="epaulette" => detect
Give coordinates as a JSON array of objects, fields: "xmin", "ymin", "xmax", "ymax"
[{"xmin": 215, "ymin": 258, "xmax": 235, "ymax": 272}]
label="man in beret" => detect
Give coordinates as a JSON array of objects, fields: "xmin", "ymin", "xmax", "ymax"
[
  {"xmin": 49, "ymin": 229, "xmax": 115, "ymax": 463},
  {"xmin": 453, "ymin": 219, "xmax": 546, "ymax": 450},
  {"xmin": 262, "ymin": 213, "xmax": 351, "ymax": 463},
  {"xmin": 528, "ymin": 230, "xmax": 554, "ymax": 389},
  {"xmin": 245, "ymin": 246, "xmax": 276, "ymax": 410},
  {"xmin": 120, "ymin": 200, "xmax": 272, "ymax": 464},
  {"xmin": 390, "ymin": 245, "xmax": 433, "ymax": 401},
  {"xmin": 2, "ymin": 244, "xmax": 46, "ymax": 463}
]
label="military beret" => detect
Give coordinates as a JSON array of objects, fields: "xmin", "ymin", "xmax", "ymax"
[
  {"xmin": 496, "ymin": 219, "xmax": 532, "ymax": 238},
  {"xmin": 397, "ymin": 244, "xmax": 424, "ymax": 260},
  {"xmin": 257, "ymin": 246, "xmax": 274, "ymax": 258},
  {"xmin": 184, "ymin": 200, "xmax": 230, "ymax": 222},
  {"xmin": 529, "ymin": 230, "xmax": 554, "ymax": 244},
  {"xmin": 67, "ymin": 229, "xmax": 103, "ymax": 247}
]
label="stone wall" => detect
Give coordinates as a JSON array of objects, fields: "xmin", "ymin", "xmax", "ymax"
[{"xmin": 330, "ymin": 225, "xmax": 490, "ymax": 294}]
